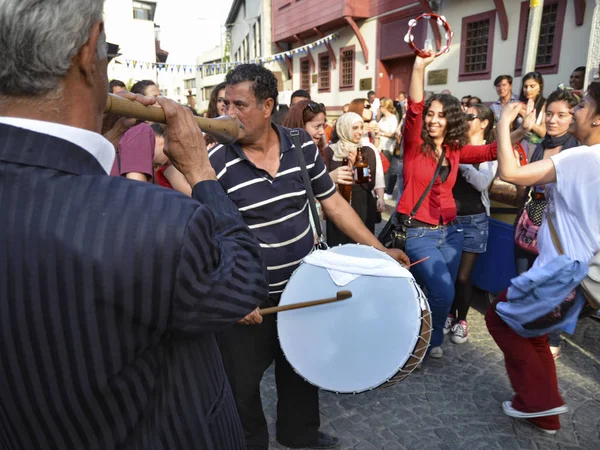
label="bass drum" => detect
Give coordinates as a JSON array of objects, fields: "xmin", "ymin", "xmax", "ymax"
[{"xmin": 277, "ymin": 244, "xmax": 431, "ymax": 394}]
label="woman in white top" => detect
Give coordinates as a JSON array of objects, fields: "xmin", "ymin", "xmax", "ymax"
[
  {"xmin": 486, "ymin": 82, "xmax": 600, "ymax": 434},
  {"xmin": 378, "ymin": 98, "xmax": 400, "ymax": 200},
  {"xmin": 348, "ymin": 98, "xmax": 386, "ymax": 215}
]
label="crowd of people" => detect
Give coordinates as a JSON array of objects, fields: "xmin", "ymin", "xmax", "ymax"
[
  {"xmin": 1, "ymin": 0, "xmax": 600, "ymax": 448},
  {"xmin": 101, "ymin": 61, "xmax": 600, "ymax": 440}
]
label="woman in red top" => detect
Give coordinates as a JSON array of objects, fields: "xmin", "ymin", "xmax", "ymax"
[
  {"xmin": 398, "ymin": 53, "xmax": 499, "ymax": 359},
  {"xmin": 152, "ymin": 123, "xmax": 192, "ymax": 195}
]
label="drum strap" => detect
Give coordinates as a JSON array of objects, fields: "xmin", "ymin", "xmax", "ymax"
[{"xmin": 289, "ymin": 130, "xmax": 327, "ymax": 249}]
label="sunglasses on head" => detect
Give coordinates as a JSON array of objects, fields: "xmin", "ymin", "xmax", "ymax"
[
  {"xmin": 466, "ymin": 113, "xmax": 480, "ymax": 121},
  {"xmin": 307, "ymin": 102, "xmax": 325, "ymax": 113}
]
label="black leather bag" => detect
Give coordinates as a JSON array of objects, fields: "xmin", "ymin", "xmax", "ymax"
[
  {"xmin": 377, "ymin": 148, "xmax": 446, "ymax": 251},
  {"xmin": 377, "ymin": 212, "xmax": 407, "ymax": 250}
]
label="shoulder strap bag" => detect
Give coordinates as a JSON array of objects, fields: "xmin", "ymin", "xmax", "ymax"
[
  {"xmin": 377, "ymin": 148, "xmax": 446, "ymax": 250},
  {"xmin": 547, "ymin": 214, "xmax": 600, "ymax": 310},
  {"xmin": 289, "ymin": 129, "xmax": 327, "ymax": 250}
]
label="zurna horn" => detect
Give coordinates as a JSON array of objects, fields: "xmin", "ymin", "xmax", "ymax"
[{"xmin": 104, "ymin": 93, "xmax": 240, "ymax": 144}]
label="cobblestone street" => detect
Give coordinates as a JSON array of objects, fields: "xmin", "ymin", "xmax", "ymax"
[{"xmin": 260, "ymin": 298, "xmax": 600, "ymax": 450}]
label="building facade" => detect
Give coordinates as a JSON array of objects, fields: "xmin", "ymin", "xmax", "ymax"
[
  {"xmin": 223, "ymin": 0, "xmax": 595, "ymax": 114},
  {"xmin": 104, "ymin": 0, "xmax": 167, "ymax": 85},
  {"xmin": 195, "ymin": 45, "xmax": 227, "ymax": 114},
  {"xmin": 423, "ymin": 0, "xmax": 594, "ymax": 101}
]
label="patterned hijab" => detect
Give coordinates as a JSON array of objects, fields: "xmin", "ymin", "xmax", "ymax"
[{"xmin": 330, "ymin": 112, "xmax": 362, "ymax": 162}]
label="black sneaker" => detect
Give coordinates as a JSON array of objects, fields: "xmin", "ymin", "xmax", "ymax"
[{"xmin": 308, "ymin": 432, "xmax": 340, "ymax": 449}]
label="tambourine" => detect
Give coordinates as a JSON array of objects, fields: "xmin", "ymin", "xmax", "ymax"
[{"xmin": 404, "ymin": 13, "xmax": 453, "ymax": 58}]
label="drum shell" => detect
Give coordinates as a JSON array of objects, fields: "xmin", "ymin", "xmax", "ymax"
[{"xmin": 277, "ymin": 244, "xmax": 431, "ymax": 394}]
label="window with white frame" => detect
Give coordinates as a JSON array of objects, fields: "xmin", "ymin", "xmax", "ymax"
[
  {"xmin": 300, "ymin": 58, "xmax": 310, "ymax": 91},
  {"xmin": 132, "ymin": 1, "xmax": 156, "ymax": 21},
  {"xmin": 253, "ymin": 19, "xmax": 262, "ymax": 58},
  {"xmin": 339, "ymin": 46, "xmax": 354, "ymax": 90},
  {"xmin": 318, "ymin": 53, "xmax": 330, "ymax": 92}
]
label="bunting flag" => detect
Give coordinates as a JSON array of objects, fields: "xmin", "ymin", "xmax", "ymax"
[{"xmin": 119, "ymin": 32, "xmax": 339, "ymax": 73}]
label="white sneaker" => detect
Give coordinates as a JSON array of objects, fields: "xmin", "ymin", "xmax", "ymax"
[
  {"xmin": 502, "ymin": 401, "xmax": 568, "ymax": 419},
  {"xmin": 443, "ymin": 315, "xmax": 455, "ymax": 335},
  {"xmin": 451, "ymin": 320, "xmax": 469, "ymax": 344},
  {"xmin": 429, "ymin": 346, "xmax": 443, "ymax": 359},
  {"xmin": 384, "ymin": 193, "xmax": 394, "ymax": 201}
]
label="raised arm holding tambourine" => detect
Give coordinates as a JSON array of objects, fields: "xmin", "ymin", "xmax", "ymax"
[{"xmin": 391, "ymin": 33, "xmax": 506, "ymax": 358}]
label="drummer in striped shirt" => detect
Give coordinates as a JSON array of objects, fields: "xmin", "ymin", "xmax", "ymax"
[{"xmin": 211, "ymin": 64, "xmax": 409, "ymax": 450}]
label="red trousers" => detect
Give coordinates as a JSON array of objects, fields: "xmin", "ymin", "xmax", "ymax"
[{"xmin": 485, "ymin": 290, "xmax": 564, "ymax": 430}]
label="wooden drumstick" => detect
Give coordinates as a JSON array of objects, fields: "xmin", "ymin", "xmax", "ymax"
[
  {"xmin": 259, "ymin": 290, "xmax": 352, "ymax": 316},
  {"xmin": 409, "ymin": 256, "xmax": 430, "ymax": 267}
]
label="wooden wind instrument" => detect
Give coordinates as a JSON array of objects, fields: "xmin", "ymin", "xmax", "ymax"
[{"xmin": 104, "ymin": 93, "xmax": 241, "ymax": 144}]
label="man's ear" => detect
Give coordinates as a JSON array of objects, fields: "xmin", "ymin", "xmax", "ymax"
[
  {"xmin": 76, "ymin": 21, "xmax": 105, "ymax": 86},
  {"xmin": 263, "ymin": 97, "xmax": 275, "ymax": 118}
]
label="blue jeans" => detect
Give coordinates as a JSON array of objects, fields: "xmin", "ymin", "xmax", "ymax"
[
  {"xmin": 383, "ymin": 152, "xmax": 400, "ymax": 196},
  {"xmin": 405, "ymin": 223, "xmax": 464, "ymax": 347}
]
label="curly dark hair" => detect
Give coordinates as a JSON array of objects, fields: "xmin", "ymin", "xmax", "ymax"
[
  {"xmin": 207, "ymin": 81, "xmax": 227, "ymax": 119},
  {"xmin": 421, "ymin": 94, "xmax": 468, "ymax": 157},
  {"xmin": 225, "ymin": 64, "xmax": 278, "ymax": 116},
  {"xmin": 588, "ymin": 81, "xmax": 600, "ymax": 115},
  {"xmin": 468, "ymin": 104, "xmax": 496, "ymax": 144},
  {"xmin": 545, "ymin": 88, "xmax": 580, "ymax": 111}
]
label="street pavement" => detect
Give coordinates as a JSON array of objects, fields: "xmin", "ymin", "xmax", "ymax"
[
  {"xmin": 261, "ymin": 300, "xmax": 600, "ymax": 449},
  {"xmin": 259, "ymin": 212, "xmax": 600, "ymax": 450}
]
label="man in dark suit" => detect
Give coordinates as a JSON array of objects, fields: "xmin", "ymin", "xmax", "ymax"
[{"xmin": 0, "ymin": 1, "xmax": 268, "ymax": 449}]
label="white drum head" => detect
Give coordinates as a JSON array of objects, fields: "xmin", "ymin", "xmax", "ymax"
[{"xmin": 277, "ymin": 244, "xmax": 423, "ymax": 393}]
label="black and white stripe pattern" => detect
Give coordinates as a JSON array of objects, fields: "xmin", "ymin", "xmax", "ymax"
[
  {"xmin": 0, "ymin": 124, "xmax": 268, "ymax": 449},
  {"xmin": 209, "ymin": 125, "xmax": 336, "ymax": 297}
]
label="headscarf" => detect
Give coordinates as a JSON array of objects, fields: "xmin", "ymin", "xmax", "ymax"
[{"xmin": 329, "ymin": 112, "xmax": 362, "ymax": 162}]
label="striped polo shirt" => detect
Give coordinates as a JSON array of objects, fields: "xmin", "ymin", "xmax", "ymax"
[{"xmin": 209, "ymin": 124, "xmax": 336, "ymax": 300}]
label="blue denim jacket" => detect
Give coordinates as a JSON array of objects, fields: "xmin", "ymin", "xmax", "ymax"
[{"xmin": 496, "ymin": 255, "xmax": 588, "ymax": 337}]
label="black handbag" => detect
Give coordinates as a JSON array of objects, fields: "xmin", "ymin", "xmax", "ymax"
[{"xmin": 377, "ymin": 148, "xmax": 446, "ymax": 250}]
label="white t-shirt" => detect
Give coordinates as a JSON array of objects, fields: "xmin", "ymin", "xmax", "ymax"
[
  {"xmin": 378, "ymin": 115, "xmax": 399, "ymax": 152},
  {"xmin": 533, "ymin": 145, "xmax": 600, "ymax": 269}
]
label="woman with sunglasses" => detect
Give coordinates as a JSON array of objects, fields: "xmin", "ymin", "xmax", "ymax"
[
  {"xmin": 486, "ymin": 82, "xmax": 600, "ymax": 435},
  {"xmin": 446, "ymin": 104, "xmax": 497, "ymax": 344},
  {"xmin": 468, "ymin": 96, "xmax": 482, "ymax": 108},
  {"xmin": 460, "ymin": 96, "xmax": 472, "ymax": 112},
  {"xmin": 324, "ymin": 112, "xmax": 379, "ymax": 244},
  {"xmin": 282, "ymin": 100, "xmax": 330, "ymax": 237},
  {"xmin": 518, "ymin": 72, "xmax": 547, "ymax": 159},
  {"xmin": 512, "ymin": 88, "xmax": 580, "ymax": 359},
  {"xmin": 282, "ymin": 100, "xmax": 327, "ymax": 151},
  {"xmin": 398, "ymin": 52, "xmax": 517, "ymax": 359}
]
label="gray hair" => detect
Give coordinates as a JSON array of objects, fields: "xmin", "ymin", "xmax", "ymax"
[{"xmin": 0, "ymin": 0, "xmax": 106, "ymax": 97}]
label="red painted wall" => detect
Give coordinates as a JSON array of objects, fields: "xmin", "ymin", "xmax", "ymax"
[
  {"xmin": 271, "ymin": 0, "xmax": 416, "ymax": 43},
  {"xmin": 272, "ymin": 0, "xmax": 368, "ymax": 43}
]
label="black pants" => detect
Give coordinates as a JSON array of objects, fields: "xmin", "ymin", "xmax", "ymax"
[{"xmin": 217, "ymin": 314, "xmax": 320, "ymax": 450}]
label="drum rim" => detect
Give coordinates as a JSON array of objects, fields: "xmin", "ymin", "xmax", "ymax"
[{"xmin": 277, "ymin": 244, "xmax": 432, "ymax": 394}]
